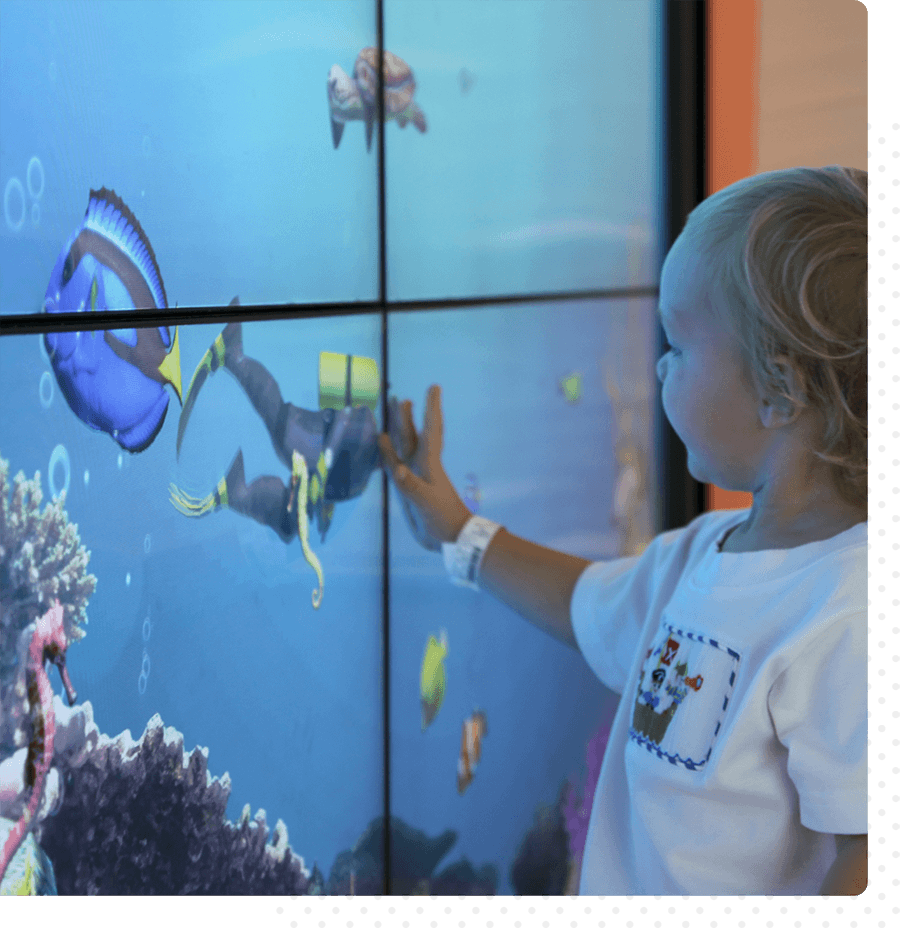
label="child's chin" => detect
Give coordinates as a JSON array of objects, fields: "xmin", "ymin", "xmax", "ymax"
[
  {"xmin": 685, "ymin": 451, "xmax": 706, "ymax": 483},
  {"xmin": 685, "ymin": 453, "xmax": 721, "ymax": 490}
]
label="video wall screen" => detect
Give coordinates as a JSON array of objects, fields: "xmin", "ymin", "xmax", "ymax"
[
  {"xmin": 2, "ymin": 0, "xmax": 662, "ymax": 317},
  {"xmin": 0, "ymin": 0, "xmax": 669, "ymax": 897},
  {"xmin": 384, "ymin": 0, "xmax": 661, "ymax": 301},
  {"xmin": 387, "ymin": 298, "xmax": 659, "ymax": 894},
  {"xmin": 0, "ymin": 0, "xmax": 379, "ymax": 315},
  {"xmin": 0, "ymin": 315, "xmax": 386, "ymax": 894},
  {"xmin": 0, "ymin": 292, "xmax": 660, "ymax": 894}
]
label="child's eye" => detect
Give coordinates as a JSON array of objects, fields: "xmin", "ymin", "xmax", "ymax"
[{"xmin": 662, "ymin": 342, "xmax": 681, "ymax": 358}]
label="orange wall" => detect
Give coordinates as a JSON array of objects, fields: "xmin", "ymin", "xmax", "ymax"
[{"xmin": 703, "ymin": 0, "xmax": 758, "ymax": 512}]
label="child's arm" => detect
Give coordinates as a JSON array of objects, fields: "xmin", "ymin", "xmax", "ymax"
[
  {"xmin": 378, "ymin": 385, "xmax": 592, "ymax": 650},
  {"xmin": 819, "ymin": 834, "xmax": 867, "ymax": 895},
  {"xmin": 476, "ymin": 528, "xmax": 591, "ymax": 650}
]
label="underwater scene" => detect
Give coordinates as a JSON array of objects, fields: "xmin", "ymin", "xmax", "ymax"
[
  {"xmin": 0, "ymin": 0, "xmax": 659, "ymax": 314},
  {"xmin": 0, "ymin": 0, "xmax": 664, "ymax": 897}
]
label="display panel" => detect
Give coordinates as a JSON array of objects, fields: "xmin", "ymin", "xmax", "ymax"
[
  {"xmin": 387, "ymin": 297, "xmax": 659, "ymax": 893},
  {"xmin": 383, "ymin": 0, "xmax": 661, "ymax": 301},
  {"xmin": 1, "ymin": 0, "xmax": 673, "ymax": 896},
  {"xmin": 0, "ymin": 297, "xmax": 663, "ymax": 896},
  {"xmin": 0, "ymin": 0, "xmax": 378, "ymax": 315},
  {"xmin": 0, "ymin": 314, "xmax": 385, "ymax": 893}
]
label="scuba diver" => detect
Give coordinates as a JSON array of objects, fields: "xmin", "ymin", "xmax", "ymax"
[{"xmin": 170, "ymin": 312, "xmax": 382, "ymax": 608}]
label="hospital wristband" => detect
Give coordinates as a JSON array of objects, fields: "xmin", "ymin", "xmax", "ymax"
[{"xmin": 442, "ymin": 516, "xmax": 504, "ymax": 590}]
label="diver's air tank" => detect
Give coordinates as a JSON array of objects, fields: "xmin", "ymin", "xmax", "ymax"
[
  {"xmin": 317, "ymin": 352, "xmax": 381, "ymax": 503},
  {"xmin": 318, "ymin": 352, "xmax": 379, "ymax": 413}
]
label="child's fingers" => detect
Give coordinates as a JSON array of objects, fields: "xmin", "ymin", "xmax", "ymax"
[
  {"xmin": 402, "ymin": 400, "xmax": 417, "ymax": 459},
  {"xmin": 422, "ymin": 385, "xmax": 443, "ymax": 463}
]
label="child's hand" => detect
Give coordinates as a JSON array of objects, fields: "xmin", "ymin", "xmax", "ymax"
[{"xmin": 379, "ymin": 385, "xmax": 473, "ymax": 551}]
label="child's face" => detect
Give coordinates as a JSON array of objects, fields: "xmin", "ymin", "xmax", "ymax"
[{"xmin": 655, "ymin": 235, "xmax": 766, "ymax": 491}]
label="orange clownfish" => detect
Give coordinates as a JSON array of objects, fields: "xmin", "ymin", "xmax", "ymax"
[{"xmin": 457, "ymin": 710, "xmax": 488, "ymax": 794}]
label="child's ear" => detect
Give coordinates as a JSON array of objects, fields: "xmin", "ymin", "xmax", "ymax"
[
  {"xmin": 759, "ymin": 397, "xmax": 793, "ymax": 428},
  {"xmin": 758, "ymin": 357, "xmax": 807, "ymax": 428}
]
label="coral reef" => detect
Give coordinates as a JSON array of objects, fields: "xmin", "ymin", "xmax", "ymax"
[
  {"xmin": 0, "ymin": 449, "xmax": 591, "ymax": 896},
  {"xmin": 0, "ymin": 455, "xmax": 95, "ymax": 756},
  {"xmin": 561, "ymin": 720, "xmax": 612, "ymax": 889},
  {"xmin": 3, "ymin": 688, "xmax": 505, "ymax": 896},
  {"xmin": 510, "ymin": 785, "xmax": 571, "ymax": 895},
  {"xmin": 37, "ymin": 702, "xmax": 316, "ymax": 894}
]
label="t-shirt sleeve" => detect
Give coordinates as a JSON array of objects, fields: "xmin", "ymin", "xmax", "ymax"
[
  {"xmin": 570, "ymin": 543, "xmax": 665, "ymax": 696},
  {"xmin": 768, "ymin": 611, "xmax": 867, "ymax": 835}
]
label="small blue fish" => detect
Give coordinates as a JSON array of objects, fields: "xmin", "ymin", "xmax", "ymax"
[{"xmin": 43, "ymin": 188, "xmax": 182, "ymax": 452}]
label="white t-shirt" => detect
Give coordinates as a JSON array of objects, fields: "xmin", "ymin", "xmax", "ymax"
[{"xmin": 570, "ymin": 508, "xmax": 867, "ymax": 895}]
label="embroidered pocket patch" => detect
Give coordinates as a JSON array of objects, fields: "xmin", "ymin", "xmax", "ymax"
[{"xmin": 629, "ymin": 622, "xmax": 740, "ymax": 772}]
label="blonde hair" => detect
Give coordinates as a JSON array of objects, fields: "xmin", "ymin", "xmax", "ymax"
[{"xmin": 680, "ymin": 165, "xmax": 867, "ymax": 510}]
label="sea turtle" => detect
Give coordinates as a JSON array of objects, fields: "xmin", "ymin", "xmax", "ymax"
[{"xmin": 327, "ymin": 48, "xmax": 427, "ymax": 151}]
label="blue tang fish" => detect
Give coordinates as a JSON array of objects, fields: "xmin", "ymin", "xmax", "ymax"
[{"xmin": 43, "ymin": 188, "xmax": 182, "ymax": 453}]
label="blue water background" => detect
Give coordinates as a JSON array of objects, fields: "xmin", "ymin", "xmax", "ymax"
[{"xmin": 0, "ymin": 0, "xmax": 663, "ymax": 894}]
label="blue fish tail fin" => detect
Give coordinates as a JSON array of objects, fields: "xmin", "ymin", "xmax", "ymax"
[{"xmin": 158, "ymin": 326, "xmax": 183, "ymax": 404}]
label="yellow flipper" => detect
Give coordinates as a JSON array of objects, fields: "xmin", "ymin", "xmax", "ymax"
[
  {"xmin": 176, "ymin": 334, "xmax": 225, "ymax": 457},
  {"xmin": 169, "ymin": 476, "xmax": 227, "ymax": 517}
]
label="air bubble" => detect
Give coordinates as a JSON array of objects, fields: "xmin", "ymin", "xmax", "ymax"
[
  {"xmin": 138, "ymin": 671, "xmax": 148, "ymax": 695},
  {"xmin": 39, "ymin": 371, "xmax": 54, "ymax": 409},
  {"xmin": 141, "ymin": 651, "xmax": 150, "ymax": 676},
  {"xmin": 4, "ymin": 177, "xmax": 25, "ymax": 233},
  {"xmin": 125, "ymin": 572, "xmax": 131, "ymax": 586},
  {"xmin": 144, "ymin": 533, "xmax": 151, "ymax": 554},
  {"xmin": 49, "ymin": 444, "xmax": 70, "ymax": 499},
  {"xmin": 26, "ymin": 156, "xmax": 45, "ymax": 200}
]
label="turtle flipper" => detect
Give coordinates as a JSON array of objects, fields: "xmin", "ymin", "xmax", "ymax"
[
  {"xmin": 331, "ymin": 117, "xmax": 345, "ymax": 149},
  {"xmin": 364, "ymin": 108, "xmax": 375, "ymax": 152},
  {"xmin": 410, "ymin": 102, "xmax": 427, "ymax": 134}
]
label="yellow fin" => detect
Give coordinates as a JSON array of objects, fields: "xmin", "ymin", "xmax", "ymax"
[{"xmin": 158, "ymin": 326, "xmax": 183, "ymax": 404}]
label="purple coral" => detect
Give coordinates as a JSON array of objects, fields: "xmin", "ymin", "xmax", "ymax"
[
  {"xmin": 561, "ymin": 719, "xmax": 612, "ymax": 871},
  {"xmin": 39, "ymin": 708, "xmax": 316, "ymax": 894}
]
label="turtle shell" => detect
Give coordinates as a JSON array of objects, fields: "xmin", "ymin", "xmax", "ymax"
[{"xmin": 354, "ymin": 47, "xmax": 416, "ymax": 114}]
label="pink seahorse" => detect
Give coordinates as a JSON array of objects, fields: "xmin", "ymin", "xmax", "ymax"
[{"xmin": 0, "ymin": 599, "xmax": 77, "ymax": 885}]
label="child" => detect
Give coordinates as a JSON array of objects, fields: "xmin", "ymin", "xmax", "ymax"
[{"xmin": 377, "ymin": 165, "xmax": 867, "ymax": 896}]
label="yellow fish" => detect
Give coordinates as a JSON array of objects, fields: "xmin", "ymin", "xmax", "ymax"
[
  {"xmin": 558, "ymin": 371, "xmax": 583, "ymax": 404},
  {"xmin": 420, "ymin": 630, "xmax": 448, "ymax": 731}
]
